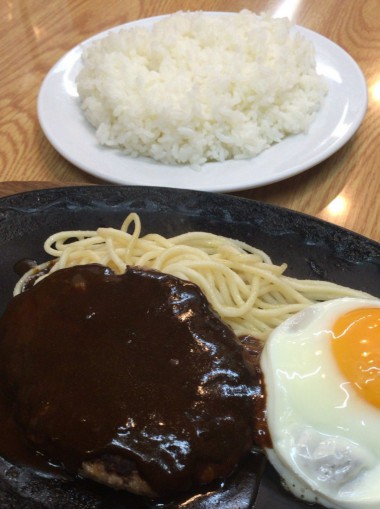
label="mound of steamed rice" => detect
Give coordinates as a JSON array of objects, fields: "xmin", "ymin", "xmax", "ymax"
[{"xmin": 76, "ymin": 10, "xmax": 328, "ymax": 167}]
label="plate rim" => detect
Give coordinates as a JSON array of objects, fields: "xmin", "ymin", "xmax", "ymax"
[{"xmin": 1, "ymin": 184, "xmax": 378, "ymax": 249}]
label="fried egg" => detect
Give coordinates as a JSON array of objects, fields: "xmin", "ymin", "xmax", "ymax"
[{"xmin": 260, "ymin": 297, "xmax": 380, "ymax": 509}]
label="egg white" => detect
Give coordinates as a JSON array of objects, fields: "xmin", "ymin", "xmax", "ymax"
[{"xmin": 260, "ymin": 297, "xmax": 380, "ymax": 509}]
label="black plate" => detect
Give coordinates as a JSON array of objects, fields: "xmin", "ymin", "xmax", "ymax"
[{"xmin": 0, "ymin": 185, "xmax": 379, "ymax": 509}]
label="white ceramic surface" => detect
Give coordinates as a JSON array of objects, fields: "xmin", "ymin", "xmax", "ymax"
[{"xmin": 37, "ymin": 14, "xmax": 368, "ymax": 192}]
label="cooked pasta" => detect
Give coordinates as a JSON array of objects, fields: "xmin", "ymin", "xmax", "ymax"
[{"xmin": 14, "ymin": 212, "xmax": 372, "ymax": 341}]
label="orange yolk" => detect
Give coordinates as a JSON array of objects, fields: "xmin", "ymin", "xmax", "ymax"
[{"xmin": 331, "ymin": 307, "xmax": 380, "ymax": 409}]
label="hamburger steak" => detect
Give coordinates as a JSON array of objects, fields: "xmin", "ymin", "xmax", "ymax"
[{"xmin": 0, "ymin": 264, "xmax": 265, "ymax": 498}]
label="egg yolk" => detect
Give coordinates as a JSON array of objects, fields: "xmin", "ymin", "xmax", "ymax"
[{"xmin": 331, "ymin": 307, "xmax": 380, "ymax": 409}]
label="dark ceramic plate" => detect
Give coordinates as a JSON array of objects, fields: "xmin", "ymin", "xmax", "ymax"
[{"xmin": 0, "ymin": 185, "xmax": 379, "ymax": 509}]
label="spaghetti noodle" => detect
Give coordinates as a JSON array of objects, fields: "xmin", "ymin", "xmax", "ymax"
[{"xmin": 14, "ymin": 213, "xmax": 372, "ymax": 341}]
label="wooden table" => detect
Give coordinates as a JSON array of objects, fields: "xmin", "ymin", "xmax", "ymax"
[{"xmin": 1, "ymin": 0, "xmax": 379, "ymax": 241}]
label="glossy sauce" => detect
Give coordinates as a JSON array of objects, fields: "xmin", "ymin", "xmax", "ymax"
[
  {"xmin": 13, "ymin": 258, "xmax": 38, "ymax": 276},
  {"xmin": 240, "ymin": 335, "xmax": 272, "ymax": 450},
  {"xmin": 0, "ymin": 264, "xmax": 267, "ymax": 497}
]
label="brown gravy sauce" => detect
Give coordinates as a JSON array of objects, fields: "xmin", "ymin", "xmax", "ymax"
[
  {"xmin": 0, "ymin": 264, "xmax": 270, "ymax": 497},
  {"xmin": 13, "ymin": 258, "xmax": 38, "ymax": 276}
]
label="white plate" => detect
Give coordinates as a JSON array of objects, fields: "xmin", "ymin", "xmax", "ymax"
[{"xmin": 37, "ymin": 14, "xmax": 368, "ymax": 192}]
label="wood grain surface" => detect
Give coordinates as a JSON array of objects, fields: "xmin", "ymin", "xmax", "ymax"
[{"xmin": 1, "ymin": 0, "xmax": 379, "ymax": 241}]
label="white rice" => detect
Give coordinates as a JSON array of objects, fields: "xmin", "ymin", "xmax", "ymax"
[{"xmin": 76, "ymin": 10, "xmax": 328, "ymax": 167}]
